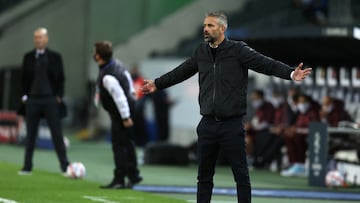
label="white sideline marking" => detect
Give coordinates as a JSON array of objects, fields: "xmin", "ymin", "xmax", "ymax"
[
  {"xmin": 0, "ymin": 197, "xmax": 18, "ymax": 203},
  {"xmin": 120, "ymin": 197, "xmax": 144, "ymax": 200},
  {"xmin": 83, "ymin": 196, "xmax": 119, "ymax": 203},
  {"xmin": 187, "ymin": 200, "xmax": 236, "ymax": 203}
]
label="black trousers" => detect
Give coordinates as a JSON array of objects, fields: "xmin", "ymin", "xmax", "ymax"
[
  {"xmin": 196, "ymin": 116, "xmax": 251, "ymax": 203},
  {"xmin": 23, "ymin": 97, "xmax": 69, "ymax": 172},
  {"xmin": 109, "ymin": 116, "xmax": 140, "ymax": 183}
]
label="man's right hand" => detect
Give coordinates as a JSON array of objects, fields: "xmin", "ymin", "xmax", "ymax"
[{"xmin": 141, "ymin": 80, "xmax": 157, "ymax": 94}]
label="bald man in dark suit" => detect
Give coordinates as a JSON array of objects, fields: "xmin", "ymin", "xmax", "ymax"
[{"xmin": 18, "ymin": 28, "xmax": 70, "ymax": 175}]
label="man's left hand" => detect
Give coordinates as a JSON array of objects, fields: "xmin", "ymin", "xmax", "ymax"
[
  {"xmin": 123, "ymin": 118, "xmax": 134, "ymax": 128},
  {"xmin": 292, "ymin": 62, "xmax": 312, "ymax": 81}
]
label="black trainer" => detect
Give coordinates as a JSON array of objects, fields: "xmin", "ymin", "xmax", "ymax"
[
  {"xmin": 127, "ymin": 176, "xmax": 143, "ymax": 188},
  {"xmin": 100, "ymin": 180, "xmax": 126, "ymax": 189}
]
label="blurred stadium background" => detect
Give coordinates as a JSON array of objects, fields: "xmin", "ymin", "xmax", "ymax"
[{"xmin": 1, "ymin": 0, "xmax": 360, "ymax": 202}]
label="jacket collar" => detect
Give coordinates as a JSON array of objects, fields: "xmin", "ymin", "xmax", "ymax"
[
  {"xmin": 207, "ymin": 38, "xmax": 231, "ymax": 50},
  {"xmin": 99, "ymin": 59, "xmax": 115, "ymax": 70}
]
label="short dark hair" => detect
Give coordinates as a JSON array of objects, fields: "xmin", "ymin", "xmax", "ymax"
[{"xmin": 94, "ymin": 41, "xmax": 113, "ymax": 62}]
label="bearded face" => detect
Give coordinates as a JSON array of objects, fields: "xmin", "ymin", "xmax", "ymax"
[
  {"xmin": 203, "ymin": 17, "xmax": 224, "ymax": 44},
  {"xmin": 204, "ymin": 29, "xmax": 218, "ymax": 43}
]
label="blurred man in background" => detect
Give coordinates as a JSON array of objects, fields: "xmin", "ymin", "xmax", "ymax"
[
  {"xmin": 267, "ymin": 89, "xmax": 291, "ymax": 171},
  {"xmin": 94, "ymin": 41, "xmax": 142, "ymax": 189},
  {"xmin": 244, "ymin": 90, "xmax": 274, "ymax": 169},
  {"xmin": 152, "ymin": 89, "xmax": 173, "ymax": 141},
  {"xmin": 130, "ymin": 66, "xmax": 149, "ymax": 146},
  {"xmin": 286, "ymin": 87, "xmax": 300, "ymax": 125},
  {"xmin": 282, "ymin": 94, "xmax": 319, "ymax": 176},
  {"xmin": 18, "ymin": 27, "xmax": 70, "ymax": 175},
  {"xmin": 270, "ymin": 89, "xmax": 291, "ymax": 136},
  {"xmin": 320, "ymin": 95, "xmax": 353, "ymax": 165},
  {"xmin": 319, "ymin": 95, "xmax": 352, "ymax": 127},
  {"xmin": 142, "ymin": 11, "xmax": 312, "ymax": 203}
]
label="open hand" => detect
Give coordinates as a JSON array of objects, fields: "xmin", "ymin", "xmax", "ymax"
[
  {"xmin": 141, "ymin": 80, "xmax": 157, "ymax": 94},
  {"xmin": 292, "ymin": 62, "xmax": 312, "ymax": 81}
]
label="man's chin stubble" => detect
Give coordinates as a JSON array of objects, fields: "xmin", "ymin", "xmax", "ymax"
[{"xmin": 204, "ymin": 37, "xmax": 214, "ymax": 43}]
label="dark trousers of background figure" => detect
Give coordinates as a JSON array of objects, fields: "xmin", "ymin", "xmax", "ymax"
[
  {"xmin": 253, "ymin": 131, "xmax": 283, "ymax": 168},
  {"xmin": 110, "ymin": 116, "xmax": 140, "ymax": 183},
  {"xmin": 285, "ymin": 134, "xmax": 307, "ymax": 164},
  {"xmin": 152, "ymin": 90, "xmax": 170, "ymax": 141},
  {"xmin": 196, "ymin": 116, "xmax": 251, "ymax": 203},
  {"xmin": 133, "ymin": 97, "xmax": 148, "ymax": 146},
  {"xmin": 23, "ymin": 96, "xmax": 69, "ymax": 172}
]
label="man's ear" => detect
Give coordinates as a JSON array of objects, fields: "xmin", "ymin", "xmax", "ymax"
[{"xmin": 220, "ymin": 25, "xmax": 226, "ymax": 33}]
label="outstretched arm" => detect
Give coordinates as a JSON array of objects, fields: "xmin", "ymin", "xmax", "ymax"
[
  {"xmin": 239, "ymin": 42, "xmax": 312, "ymax": 81},
  {"xmin": 142, "ymin": 57, "xmax": 198, "ymax": 94},
  {"xmin": 291, "ymin": 62, "xmax": 312, "ymax": 81}
]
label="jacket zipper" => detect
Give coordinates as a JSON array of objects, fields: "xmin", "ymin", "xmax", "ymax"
[{"xmin": 213, "ymin": 63, "xmax": 216, "ymax": 104}]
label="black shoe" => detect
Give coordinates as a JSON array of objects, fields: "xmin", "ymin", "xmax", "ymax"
[
  {"xmin": 100, "ymin": 181, "xmax": 126, "ymax": 189},
  {"xmin": 127, "ymin": 176, "xmax": 143, "ymax": 188}
]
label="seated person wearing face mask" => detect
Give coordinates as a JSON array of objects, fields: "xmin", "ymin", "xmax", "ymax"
[
  {"xmin": 320, "ymin": 95, "xmax": 353, "ymax": 161},
  {"xmin": 282, "ymin": 93, "xmax": 320, "ymax": 177},
  {"xmin": 286, "ymin": 87, "xmax": 301, "ymax": 125},
  {"xmin": 270, "ymin": 89, "xmax": 293, "ymax": 135},
  {"xmin": 266, "ymin": 89, "xmax": 293, "ymax": 171},
  {"xmin": 320, "ymin": 96, "xmax": 352, "ymax": 127},
  {"xmin": 244, "ymin": 90, "xmax": 275, "ymax": 169}
]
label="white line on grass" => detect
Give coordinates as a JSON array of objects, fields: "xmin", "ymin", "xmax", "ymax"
[
  {"xmin": 83, "ymin": 196, "xmax": 119, "ymax": 203},
  {"xmin": 120, "ymin": 197, "xmax": 144, "ymax": 200},
  {"xmin": 0, "ymin": 197, "xmax": 18, "ymax": 203},
  {"xmin": 187, "ymin": 200, "xmax": 236, "ymax": 203}
]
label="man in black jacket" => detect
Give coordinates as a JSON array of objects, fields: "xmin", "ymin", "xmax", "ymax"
[
  {"xmin": 19, "ymin": 28, "xmax": 70, "ymax": 175},
  {"xmin": 142, "ymin": 12, "xmax": 312, "ymax": 203},
  {"xmin": 94, "ymin": 41, "xmax": 142, "ymax": 189}
]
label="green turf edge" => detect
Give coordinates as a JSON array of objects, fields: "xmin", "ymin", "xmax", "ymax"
[
  {"xmin": 163, "ymin": 193, "xmax": 357, "ymax": 203},
  {"xmin": 0, "ymin": 161, "xmax": 187, "ymax": 203}
]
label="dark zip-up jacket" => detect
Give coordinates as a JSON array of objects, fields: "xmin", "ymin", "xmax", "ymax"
[{"xmin": 155, "ymin": 39, "xmax": 294, "ymax": 118}]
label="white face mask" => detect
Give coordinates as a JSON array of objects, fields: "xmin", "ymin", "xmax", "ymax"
[
  {"xmin": 271, "ymin": 97, "xmax": 284, "ymax": 108},
  {"xmin": 322, "ymin": 104, "xmax": 333, "ymax": 114},
  {"xmin": 297, "ymin": 102, "xmax": 310, "ymax": 114},
  {"xmin": 252, "ymin": 100, "xmax": 263, "ymax": 109}
]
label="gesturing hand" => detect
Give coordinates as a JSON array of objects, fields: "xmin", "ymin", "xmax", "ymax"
[
  {"xmin": 292, "ymin": 62, "xmax": 312, "ymax": 81},
  {"xmin": 141, "ymin": 80, "xmax": 157, "ymax": 94}
]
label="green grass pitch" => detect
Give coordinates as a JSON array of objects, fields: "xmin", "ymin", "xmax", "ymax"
[
  {"xmin": 0, "ymin": 161, "xmax": 186, "ymax": 203},
  {"xmin": 1, "ymin": 140, "xmax": 359, "ymax": 203}
]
